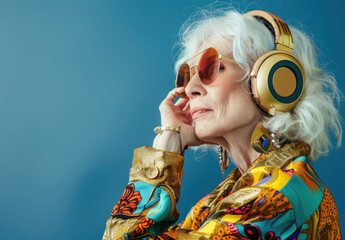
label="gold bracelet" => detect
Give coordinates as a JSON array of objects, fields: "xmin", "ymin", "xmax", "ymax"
[
  {"xmin": 154, "ymin": 126, "xmax": 181, "ymax": 134},
  {"xmin": 154, "ymin": 126, "xmax": 183, "ymax": 155}
]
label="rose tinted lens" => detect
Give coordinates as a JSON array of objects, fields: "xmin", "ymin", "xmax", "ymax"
[
  {"xmin": 176, "ymin": 63, "xmax": 190, "ymax": 88},
  {"xmin": 198, "ymin": 48, "xmax": 219, "ymax": 85}
]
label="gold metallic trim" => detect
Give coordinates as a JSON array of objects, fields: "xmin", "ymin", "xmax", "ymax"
[
  {"xmin": 246, "ymin": 10, "xmax": 293, "ymax": 52},
  {"xmin": 175, "ymin": 48, "xmax": 239, "ymax": 99},
  {"xmin": 250, "ymin": 51, "xmax": 305, "ymax": 114},
  {"xmin": 129, "ymin": 146, "xmax": 185, "ymax": 201}
]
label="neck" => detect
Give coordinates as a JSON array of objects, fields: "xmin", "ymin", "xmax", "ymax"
[{"xmin": 218, "ymin": 120, "xmax": 261, "ymax": 174}]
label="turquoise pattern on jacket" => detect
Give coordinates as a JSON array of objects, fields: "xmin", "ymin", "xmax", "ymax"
[
  {"xmin": 279, "ymin": 156, "xmax": 324, "ymax": 227},
  {"xmin": 130, "ymin": 181, "xmax": 172, "ymax": 223}
]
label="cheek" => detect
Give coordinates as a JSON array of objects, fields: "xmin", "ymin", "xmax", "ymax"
[
  {"xmin": 194, "ymin": 98, "xmax": 231, "ymax": 138},
  {"xmin": 194, "ymin": 79, "xmax": 259, "ymax": 138},
  {"xmin": 216, "ymin": 89, "xmax": 257, "ymax": 129},
  {"xmin": 216, "ymin": 85, "xmax": 244, "ymax": 116}
]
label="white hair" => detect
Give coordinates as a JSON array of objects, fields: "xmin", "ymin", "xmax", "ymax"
[{"xmin": 174, "ymin": 8, "xmax": 342, "ymax": 160}]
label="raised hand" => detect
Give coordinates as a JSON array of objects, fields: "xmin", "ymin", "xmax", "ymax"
[{"xmin": 153, "ymin": 87, "xmax": 203, "ymax": 154}]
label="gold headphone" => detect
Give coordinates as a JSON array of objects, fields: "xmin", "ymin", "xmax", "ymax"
[{"xmin": 245, "ymin": 11, "xmax": 305, "ymax": 115}]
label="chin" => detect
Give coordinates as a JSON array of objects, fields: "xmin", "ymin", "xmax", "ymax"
[
  {"xmin": 195, "ymin": 125, "xmax": 209, "ymax": 139},
  {"xmin": 195, "ymin": 124, "xmax": 219, "ymax": 142}
]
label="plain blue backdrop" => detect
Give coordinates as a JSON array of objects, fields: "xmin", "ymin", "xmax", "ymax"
[{"xmin": 0, "ymin": 0, "xmax": 344, "ymax": 239}]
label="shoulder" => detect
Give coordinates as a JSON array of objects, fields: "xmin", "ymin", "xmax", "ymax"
[
  {"xmin": 194, "ymin": 156, "xmax": 325, "ymax": 238},
  {"xmin": 238, "ymin": 156, "xmax": 325, "ymax": 226}
]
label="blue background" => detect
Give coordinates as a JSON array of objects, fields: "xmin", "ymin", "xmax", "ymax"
[{"xmin": 0, "ymin": 0, "xmax": 344, "ymax": 239}]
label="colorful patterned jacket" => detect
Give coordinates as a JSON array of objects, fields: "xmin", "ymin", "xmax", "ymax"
[{"xmin": 102, "ymin": 141, "xmax": 341, "ymax": 240}]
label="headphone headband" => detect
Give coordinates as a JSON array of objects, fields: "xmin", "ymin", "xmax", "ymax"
[{"xmin": 246, "ymin": 10, "xmax": 293, "ymax": 53}]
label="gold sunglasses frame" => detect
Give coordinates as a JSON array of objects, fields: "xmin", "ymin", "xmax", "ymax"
[{"xmin": 175, "ymin": 47, "xmax": 238, "ymax": 89}]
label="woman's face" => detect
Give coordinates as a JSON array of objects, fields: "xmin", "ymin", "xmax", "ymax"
[{"xmin": 185, "ymin": 42, "xmax": 262, "ymax": 142}]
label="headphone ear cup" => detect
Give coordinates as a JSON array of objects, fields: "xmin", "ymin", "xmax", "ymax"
[{"xmin": 250, "ymin": 50, "xmax": 305, "ymax": 115}]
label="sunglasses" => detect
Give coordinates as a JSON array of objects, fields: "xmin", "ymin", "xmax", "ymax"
[{"xmin": 175, "ymin": 47, "xmax": 238, "ymax": 97}]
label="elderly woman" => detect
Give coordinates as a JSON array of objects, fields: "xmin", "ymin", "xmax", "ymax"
[{"xmin": 103, "ymin": 9, "xmax": 342, "ymax": 239}]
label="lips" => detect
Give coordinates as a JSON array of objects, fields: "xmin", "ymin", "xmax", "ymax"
[{"xmin": 191, "ymin": 107, "xmax": 212, "ymax": 119}]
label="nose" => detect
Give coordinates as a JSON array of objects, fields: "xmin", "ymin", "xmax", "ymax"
[{"xmin": 185, "ymin": 70, "xmax": 207, "ymax": 99}]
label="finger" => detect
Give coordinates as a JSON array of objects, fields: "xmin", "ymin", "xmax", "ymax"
[
  {"xmin": 165, "ymin": 88, "xmax": 179, "ymax": 100},
  {"xmin": 182, "ymin": 103, "xmax": 193, "ymax": 125},
  {"xmin": 175, "ymin": 87, "xmax": 185, "ymax": 94},
  {"xmin": 173, "ymin": 87, "xmax": 187, "ymax": 99},
  {"xmin": 183, "ymin": 100, "xmax": 190, "ymax": 112},
  {"xmin": 176, "ymin": 87, "xmax": 188, "ymax": 99},
  {"xmin": 164, "ymin": 87, "xmax": 185, "ymax": 103},
  {"xmin": 166, "ymin": 92, "xmax": 176, "ymax": 100},
  {"xmin": 179, "ymin": 98, "xmax": 189, "ymax": 111},
  {"xmin": 168, "ymin": 87, "xmax": 184, "ymax": 95},
  {"xmin": 174, "ymin": 97, "xmax": 189, "ymax": 107}
]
